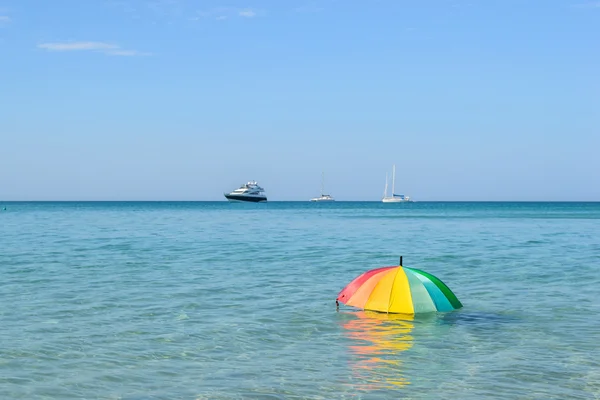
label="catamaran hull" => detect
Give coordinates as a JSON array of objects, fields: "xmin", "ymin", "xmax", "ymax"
[
  {"xmin": 224, "ymin": 194, "xmax": 267, "ymax": 203},
  {"xmin": 382, "ymin": 198, "xmax": 411, "ymax": 203}
]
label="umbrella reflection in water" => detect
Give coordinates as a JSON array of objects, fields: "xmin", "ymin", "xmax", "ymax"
[{"xmin": 340, "ymin": 311, "xmax": 414, "ymax": 391}]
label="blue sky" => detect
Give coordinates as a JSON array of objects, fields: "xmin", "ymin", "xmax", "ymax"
[{"xmin": 0, "ymin": 0, "xmax": 598, "ymax": 201}]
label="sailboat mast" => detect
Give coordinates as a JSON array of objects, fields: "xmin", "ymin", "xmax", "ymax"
[
  {"xmin": 321, "ymin": 171, "xmax": 324, "ymax": 196},
  {"xmin": 384, "ymin": 173, "xmax": 388, "ymax": 197},
  {"xmin": 392, "ymin": 164, "xmax": 396, "ymax": 196}
]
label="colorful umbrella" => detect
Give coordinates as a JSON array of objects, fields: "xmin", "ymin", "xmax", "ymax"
[{"xmin": 337, "ymin": 258, "xmax": 462, "ymax": 314}]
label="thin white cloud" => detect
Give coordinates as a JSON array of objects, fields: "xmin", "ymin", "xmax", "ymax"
[
  {"xmin": 193, "ymin": 7, "xmax": 262, "ymax": 20},
  {"xmin": 38, "ymin": 42, "xmax": 118, "ymax": 51},
  {"xmin": 238, "ymin": 9, "xmax": 256, "ymax": 18},
  {"xmin": 37, "ymin": 41, "xmax": 151, "ymax": 56},
  {"xmin": 0, "ymin": 15, "xmax": 10, "ymax": 23}
]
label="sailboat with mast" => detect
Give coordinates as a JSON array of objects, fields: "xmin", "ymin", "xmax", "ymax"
[
  {"xmin": 310, "ymin": 172, "xmax": 335, "ymax": 202},
  {"xmin": 382, "ymin": 164, "xmax": 412, "ymax": 203}
]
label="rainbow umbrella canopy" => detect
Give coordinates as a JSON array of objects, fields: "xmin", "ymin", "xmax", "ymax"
[{"xmin": 337, "ymin": 258, "xmax": 463, "ymax": 314}]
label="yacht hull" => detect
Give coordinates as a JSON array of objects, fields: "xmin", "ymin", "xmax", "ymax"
[
  {"xmin": 382, "ymin": 197, "xmax": 412, "ymax": 203},
  {"xmin": 224, "ymin": 194, "xmax": 267, "ymax": 203}
]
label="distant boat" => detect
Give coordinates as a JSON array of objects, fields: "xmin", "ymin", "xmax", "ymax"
[
  {"xmin": 382, "ymin": 164, "xmax": 412, "ymax": 203},
  {"xmin": 310, "ymin": 172, "xmax": 335, "ymax": 202},
  {"xmin": 224, "ymin": 181, "xmax": 267, "ymax": 202}
]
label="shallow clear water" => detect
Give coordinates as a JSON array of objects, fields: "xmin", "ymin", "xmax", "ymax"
[{"xmin": 1, "ymin": 201, "xmax": 599, "ymax": 399}]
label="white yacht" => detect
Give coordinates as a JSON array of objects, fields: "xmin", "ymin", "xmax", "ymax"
[
  {"xmin": 311, "ymin": 194, "xmax": 335, "ymax": 202},
  {"xmin": 382, "ymin": 165, "xmax": 412, "ymax": 203},
  {"xmin": 224, "ymin": 181, "xmax": 267, "ymax": 202},
  {"xmin": 310, "ymin": 172, "xmax": 335, "ymax": 202}
]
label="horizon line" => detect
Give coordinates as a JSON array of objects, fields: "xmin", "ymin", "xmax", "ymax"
[{"xmin": 1, "ymin": 200, "xmax": 599, "ymax": 203}]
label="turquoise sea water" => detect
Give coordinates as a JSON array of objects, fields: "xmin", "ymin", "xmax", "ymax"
[{"xmin": 1, "ymin": 201, "xmax": 599, "ymax": 399}]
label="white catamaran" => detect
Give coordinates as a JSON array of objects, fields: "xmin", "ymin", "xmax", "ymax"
[
  {"xmin": 310, "ymin": 172, "xmax": 335, "ymax": 202},
  {"xmin": 382, "ymin": 164, "xmax": 412, "ymax": 203}
]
